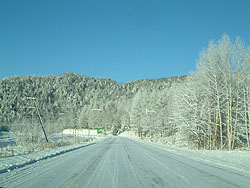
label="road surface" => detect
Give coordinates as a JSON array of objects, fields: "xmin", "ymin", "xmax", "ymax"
[{"xmin": 1, "ymin": 137, "xmax": 250, "ymax": 188}]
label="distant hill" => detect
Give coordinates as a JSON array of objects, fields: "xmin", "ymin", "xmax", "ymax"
[{"xmin": 0, "ymin": 73, "xmax": 186, "ymax": 133}]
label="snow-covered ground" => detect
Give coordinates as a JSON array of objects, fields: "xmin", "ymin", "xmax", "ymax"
[
  {"xmin": 119, "ymin": 131, "xmax": 250, "ymax": 177},
  {"xmin": 0, "ymin": 135, "xmax": 108, "ymax": 174},
  {"xmin": 119, "ymin": 131, "xmax": 136, "ymax": 138},
  {"xmin": 62, "ymin": 128, "xmax": 101, "ymax": 136},
  {"xmin": 1, "ymin": 130, "xmax": 249, "ymax": 179},
  {"xmin": 0, "ymin": 132, "xmax": 15, "ymax": 148}
]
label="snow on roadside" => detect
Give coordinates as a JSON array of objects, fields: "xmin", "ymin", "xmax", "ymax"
[
  {"xmin": 122, "ymin": 131, "xmax": 250, "ymax": 177},
  {"xmin": 119, "ymin": 131, "xmax": 136, "ymax": 138},
  {"xmin": 0, "ymin": 136, "xmax": 109, "ymax": 174},
  {"xmin": 151, "ymin": 142, "xmax": 250, "ymax": 177}
]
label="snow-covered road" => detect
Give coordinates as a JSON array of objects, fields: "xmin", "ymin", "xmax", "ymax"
[{"xmin": 1, "ymin": 137, "xmax": 250, "ymax": 188}]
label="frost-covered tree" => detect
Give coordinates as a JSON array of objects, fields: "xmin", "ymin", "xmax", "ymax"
[{"xmin": 173, "ymin": 34, "xmax": 250, "ymax": 150}]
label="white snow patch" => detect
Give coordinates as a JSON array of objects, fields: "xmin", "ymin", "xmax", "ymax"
[
  {"xmin": 127, "ymin": 132, "xmax": 250, "ymax": 177},
  {"xmin": 0, "ymin": 136, "xmax": 109, "ymax": 174},
  {"xmin": 119, "ymin": 131, "xmax": 135, "ymax": 138}
]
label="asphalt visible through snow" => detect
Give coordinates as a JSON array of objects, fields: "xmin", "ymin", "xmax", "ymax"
[{"xmin": 1, "ymin": 137, "xmax": 250, "ymax": 188}]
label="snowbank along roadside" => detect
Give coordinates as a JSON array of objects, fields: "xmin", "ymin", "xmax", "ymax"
[
  {"xmin": 0, "ymin": 136, "xmax": 110, "ymax": 174},
  {"xmin": 119, "ymin": 131, "xmax": 250, "ymax": 177}
]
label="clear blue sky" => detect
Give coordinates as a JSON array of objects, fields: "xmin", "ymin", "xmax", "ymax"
[{"xmin": 1, "ymin": 0, "xmax": 250, "ymax": 82}]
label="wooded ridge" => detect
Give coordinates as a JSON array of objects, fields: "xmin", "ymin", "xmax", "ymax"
[{"xmin": 0, "ymin": 73, "xmax": 184, "ymax": 140}]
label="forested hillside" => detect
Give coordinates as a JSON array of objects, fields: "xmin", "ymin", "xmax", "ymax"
[{"xmin": 0, "ymin": 72, "xmax": 184, "ymax": 140}]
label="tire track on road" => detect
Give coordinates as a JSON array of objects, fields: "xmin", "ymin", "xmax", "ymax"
[
  {"xmin": 60, "ymin": 137, "xmax": 115, "ymax": 188},
  {"xmin": 122, "ymin": 141, "xmax": 145, "ymax": 188}
]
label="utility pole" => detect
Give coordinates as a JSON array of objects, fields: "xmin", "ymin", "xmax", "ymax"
[
  {"xmin": 27, "ymin": 97, "xmax": 49, "ymax": 143},
  {"xmin": 27, "ymin": 106, "xmax": 35, "ymax": 143}
]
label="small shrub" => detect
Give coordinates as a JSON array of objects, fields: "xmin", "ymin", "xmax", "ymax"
[{"xmin": 0, "ymin": 125, "xmax": 9, "ymax": 132}]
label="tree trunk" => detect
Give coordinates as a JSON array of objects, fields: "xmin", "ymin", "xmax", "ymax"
[
  {"xmin": 226, "ymin": 86, "xmax": 233, "ymax": 151},
  {"xmin": 246, "ymin": 87, "xmax": 250, "ymax": 148},
  {"xmin": 244, "ymin": 90, "xmax": 249, "ymax": 147}
]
